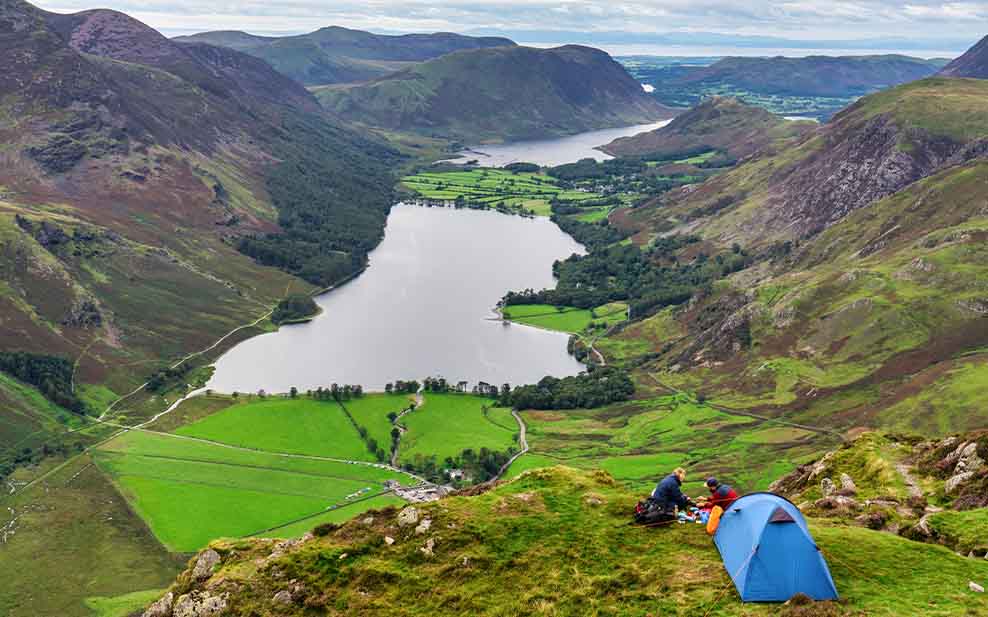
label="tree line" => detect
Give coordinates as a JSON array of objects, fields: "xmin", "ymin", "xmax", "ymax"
[{"xmin": 499, "ymin": 366, "xmax": 635, "ymax": 410}]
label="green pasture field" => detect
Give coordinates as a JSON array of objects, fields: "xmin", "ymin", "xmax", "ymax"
[
  {"xmin": 94, "ymin": 429, "xmax": 416, "ymax": 552},
  {"xmin": 400, "ymin": 393, "xmax": 516, "ymax": 464},
  {"xmin": 175, "ymin": 397, "xmax": 374, "ymax": 461},
  {"xmin": 259, "ymin": 493, "xmax": 406, "ymax": 539},
  {"xmin": 401, "ymin": 168, "xmax": 600, "ymax": 216},
  {"xmin": 85, "ymin": 589, "xmax": 167, "ymax": 617},
  {"xmin": 501, "ymin": 302, "xmax": 627, "ymax": 334},
  {"xmin": 340, "ymin": 393, "xmax": 416, "ymax": 452},
  {"xmin": 515, "ymin": 394, "xmax": 831, "ymax": 494}
]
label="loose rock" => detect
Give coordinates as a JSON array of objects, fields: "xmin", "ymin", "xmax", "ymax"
[
  {"xmin": 397, "ymin": 506, "xmax": 419, "ymax": 527},
  {"xmin": 272, "ymin": 590, "xmax": 293, "ymax": 605},
  {"xmin": 820, "ymin": 477, "xmax": 836, "ymax": 498},
  {"xmin": 970, "ymin": 581, "xmax": 985, "ymax": 593},
  {"xmin": 420, "ymin": 537, "xmax": 436, "ymax": 557},
  {"xmin": 384, "ymin": 536, "xmax": 395, "ymax": 546},
  {"xmin": 415, "ymin": 519, "xmax": 432, "ymax": 535}
]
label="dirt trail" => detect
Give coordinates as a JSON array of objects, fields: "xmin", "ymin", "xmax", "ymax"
[
  {"xmin": 896, "ymin": 462, "xmax": 923, "ymax": 498},
  {"xmin": 491, "ymin": 409, "xmax": 529, "ymax": 482}
]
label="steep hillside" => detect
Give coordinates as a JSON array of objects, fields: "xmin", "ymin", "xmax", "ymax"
[
  {"xmin": 601, "ymin": 96, "xmax": 814, "ymax": 159},
  {"xmin": 137, "ymin": 467, "xmax": 988, "ymax": 616},
  {"xmin": 316, "ymin": 45, "xmax": 674, "ymax": 142},
  {"xmin": 939, "ymin": 35, "xmax": 988, "ymax": 79},
  {"xmin": 0, "ymin": 0, "xmax": 397, "ymax": 466},
  {"xmin": 596, "ymin": 75, "xmax": 988, "ymax": 437},
  {"xmin": 175, "ymin": 26, "xmax": 515, "ymax": 85}
]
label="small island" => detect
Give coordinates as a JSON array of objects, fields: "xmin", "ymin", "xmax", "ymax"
[{"xmin": 271, "ymin": 294, "xmax": 320, "ymax": 325}]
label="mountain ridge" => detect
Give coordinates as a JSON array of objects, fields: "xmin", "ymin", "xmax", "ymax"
[
  {"xmin": 316, "ymin": 44, "xmax": 674, "ymax": 142},
  {"xmin": 174, "ymin": 26, "xmax": 516, "ymax": 85}
]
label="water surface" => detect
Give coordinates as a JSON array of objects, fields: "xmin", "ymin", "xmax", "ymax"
[
  {"xmin": 209, "ymin": 205, "xmax": 586, "ymax": 393},
  {"xmin": 445, "ymin": 120, "xmax": 672, "ymax": 168}
]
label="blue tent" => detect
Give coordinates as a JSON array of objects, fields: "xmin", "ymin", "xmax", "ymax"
[{"xmin": 713, "ymin": 492, "xmax": 838, "ymax": 602}]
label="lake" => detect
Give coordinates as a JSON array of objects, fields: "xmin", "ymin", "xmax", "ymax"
[
  {"xmin": 208, "ymin": 204, "xmax": 586, "ymax": 393},
  {"xmin": 444, "ymin": 119, "xmax": 672, "ymax": 167}
]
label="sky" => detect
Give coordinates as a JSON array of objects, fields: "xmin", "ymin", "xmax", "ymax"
[{"xmin": 36, "ymin": 1, "xmax": 987, "ymax": 55}]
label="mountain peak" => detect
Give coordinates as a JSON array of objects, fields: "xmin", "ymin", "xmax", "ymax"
[{"xmin": 939, "ymin": 34, "xmax": 988, "ymax": 79}]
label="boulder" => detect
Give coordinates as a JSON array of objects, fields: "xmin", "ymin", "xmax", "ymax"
[
  {"xmin": 946, "ymin": 471, "xmax": 974, "ymax": 494},
  {"xmin": 814, "ymin": 495, "xmax": 860, "ymax": 511},
  {"xmin": 173, "ymin": 591, "xmax": 228, "ymax": 617},
  {"xmin": 970, "ymin": 581, "xmax": 985, "ymax": 593},
  {"xmin": 192, "ymin": 549, "xmax": 221, "ymax": 581},
  {"xmin": 397, "ymin": 506, "xmax": 419, "ymax": 527},
  {"xmin": 820, "ymin": 477, "xmax": 836, "ymax": 498},
  {"xmin": 839, "ymin": 473, "xmax": 857, "ymax": 496},
  {"xmin": 272, "ymin": 590, "xmax": 293, "ymax": 605},
  {"xmin": 142, "ymin": 592, "xmax": 174, "ymax": 617},
  {"xmin": 361, "ymin": 516, "xmax": 375, "ymax": 526},
  {"xmin": 384, "ymin": 536, "xmax": 395, "ymax": 546},
  {"xmin": 415, "ymin": 519, "xmax": 432, "ymax": 535}
]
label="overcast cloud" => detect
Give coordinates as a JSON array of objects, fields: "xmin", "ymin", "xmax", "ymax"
[{"xmin": 36, "ymin": 0, "xmax": 987, "ymax": 53}]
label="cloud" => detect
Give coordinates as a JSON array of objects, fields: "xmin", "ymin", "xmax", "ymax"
[{"xmin": 36, "ymin": 0, "xmax": 986, "ymax": 49}]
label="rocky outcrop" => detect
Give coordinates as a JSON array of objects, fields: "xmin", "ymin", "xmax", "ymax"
[
  {"xmin": 173, "ymin": 591, "xmax": 228, "ymax": 617},
  {"xmin": 397, "ymin": 506, "xmax": 419, "ymax": 527},
  {"xmin": 192, "ymin": 549, "xmax": 221, "ymax": 581},
  {"xmin": 677, "ymin": 291, "xmax": 755, "ymax": 366},
  {"xmin": 142, "ymin": 592, "xmax": 173, "ymax": 617}
]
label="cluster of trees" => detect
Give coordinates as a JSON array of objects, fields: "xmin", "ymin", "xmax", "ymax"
[
  {"xmin": 500, "ymin": 366, "xmax": 634, "ymax": 410},
  {"xmin": 384, "ymin": 380, "xmax": 420, "ymax": 394},
  {"xmin": 0, "ymin": 352, "xmax": 86, "ymax": 414},
  {"xmin": 146, "ymin": 362, "xmax": 192, "ymax": 394},
  {"xmin": 237, "ymin": 113, "xmax": 403, "ymax": 287},
  {"xmin": 548, "ymin": 157, "xmax": 647, "ymax": 181},
  {"xmin": 271, "ymin": 294, "xmax": 319, "ymax": 325},
  {"xmin": 503, "ymin": 236, "xmax": 751, "ymax": 318},
  {"xmin": 308, "ymin": 384, "xmax": 364, "ymax": 401},
  {"xmin": 404, "ymin": 446, "xmax": 515, "ymax": 484},
  {"xmin": 503, "ymin": 162, "xmax": 540, "ymax": 173}
]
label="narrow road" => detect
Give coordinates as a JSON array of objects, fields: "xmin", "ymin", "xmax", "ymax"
[
  {"xmin": 491, "ymin": 409, "xmax": 529, "ymax": 482},
  {"xmin": 389, "ymin": 393, "xmax": 423, "ymax": 468}
]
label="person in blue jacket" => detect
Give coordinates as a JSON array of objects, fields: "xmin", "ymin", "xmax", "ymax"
[{"xmin": 651, "ymin": 467, "xmax": 693, "ymax": 515}]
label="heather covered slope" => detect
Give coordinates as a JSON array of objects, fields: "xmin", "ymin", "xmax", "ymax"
[
  {"xmin": 939, "ymin": 35, "xmax": 988, "ymax": 79},
  {"xmin": 601, "ymin": 96, "xmax": 813, "ymax": 159},
  {"xmin": 175, "ymin": 26, "xmax": 516, "ymax": 85},
  {"xmin": 0, "ymin": 0, "xmax": 397, "ymax": 457},
  {"xmin": 138, "ymin": 467, "xmax": 988, "ymax": 616},
  {"xmin": 600, "ymin": 76, "xmax": 988, "ymax": 435}
]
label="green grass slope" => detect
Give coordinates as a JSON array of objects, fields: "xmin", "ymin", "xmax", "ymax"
[
  {"xmin": 400, "ymin": 393, "xmax": 517, "ymax": 465},
  {"xmin": 94, "ymin": 428, "xmax": 415, "ymax": 552},
  {"xmin": 141, "ymin": 467, "xmax": 988, "ymax": 616},
  {"xmin": 316, "ymin": 45, "xmax": 673, "ymax": 142}
]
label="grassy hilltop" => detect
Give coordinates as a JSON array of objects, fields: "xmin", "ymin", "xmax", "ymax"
[{"xmin": 135, "ymin": 467, "xmax": 988, "ymax": 616}]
